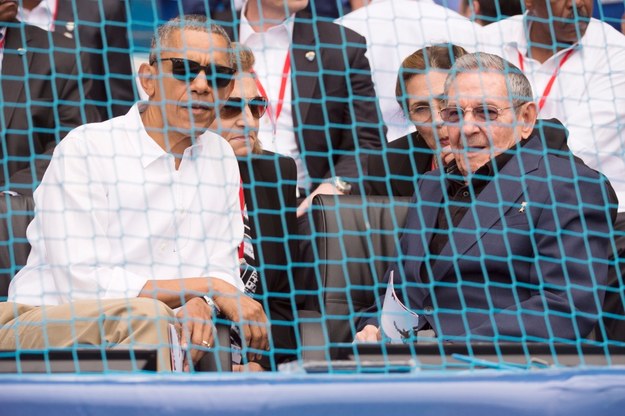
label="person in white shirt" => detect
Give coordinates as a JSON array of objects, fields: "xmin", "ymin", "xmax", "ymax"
[
  {"xmin": 0, "ymin": 15, "xmax": 269, "ymax": 371},
  {"xmin": 480, "ymin": 0, "xmax": 625, "ymax": 341},
  {"xmin": 336, "ymin": 0, "xmax": 482, "ymax": 140}
]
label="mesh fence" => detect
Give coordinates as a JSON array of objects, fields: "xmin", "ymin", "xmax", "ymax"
[{"xmin": 0, "ymin": 0, "xmax": 625, "ymax": 374}]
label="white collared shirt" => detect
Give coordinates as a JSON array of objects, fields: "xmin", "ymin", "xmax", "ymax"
[
  {"xmin": 9, "ymin": 103, "xmax": 244, "ymax": 306},
  {"xmin": 336, "ymin": 0, "xmax": 482, "ymax": 141},
  {"xmin": 481, "ymin": 15, "xmax": 625, "ymax": 212},
  {"xmin": 239, "ymin": 3, "xmax": 310, "ymax": 189},
  {"xmin": 18, "ymin": 0, "xmax": 57, "ymax": 32}
]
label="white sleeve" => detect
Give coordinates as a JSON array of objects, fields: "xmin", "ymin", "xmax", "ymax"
[
  {"xmin": 35, "ymin": 136, "xmax": 149, "ymax": 302},
  {"xmin": 203, "ymin": 155, "xmax": 245, "ymax": 292}
]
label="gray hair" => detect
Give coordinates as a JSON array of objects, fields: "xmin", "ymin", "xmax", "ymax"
[
  {"xmin": 148, "ymin": 15, "xmax": 236, "ymax": 68},
  {"xmin": 444, "ymin": 52, "xmax": 533, "ymax": 109}
]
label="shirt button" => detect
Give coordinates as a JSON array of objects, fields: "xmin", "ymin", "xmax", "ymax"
[
  {"xmin": 160, "ymin": 243, "xmax": 167, "ymax": 251},
  {"xmin": 424, "ymin": 306, "xmax": 434, "ymax": 315}
]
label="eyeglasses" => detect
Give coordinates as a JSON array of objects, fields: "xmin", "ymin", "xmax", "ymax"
[
  {"xmin": 154, "ymin": 57, "xmax": 236, "ymax": 88},
  {"xmin": 220, "ymin": 96, "xmax": 268, "ymax": 120},
  {"xmin": 439, "ymin": 105, "xmax": 516, "ymax": 123},
  {"xmin": 408, "ymin": 105, "xmax": 434, "ymax": 123}
]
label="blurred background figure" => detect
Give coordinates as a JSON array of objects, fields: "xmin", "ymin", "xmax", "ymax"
[
  {"xmin": 367, "ymin": 44, "xmax": 467, "ymax": 197},
  {"xmin": 210, "ymin": 44, "xmax": 299, "ymax": 371},
  {"xmin": 18, "ymin": 0, "xmax": 136, "ymax": 119},
  {"xmin": 170, "ymin": 0, "xmax": 368, "ymax": 19},
  {"xmin": 337, "ymin": 0, "xmax": 480, "ymax": 141},
  {"xmin": 459, "ymin": 0, "xmax": 524, "ymax": 25},
  {"xmin": 1, "ymin": 0, "xmax": 100, "ymax": 195}
]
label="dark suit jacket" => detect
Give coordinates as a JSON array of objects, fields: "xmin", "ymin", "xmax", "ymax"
[
  {"xmin": 367, "ymin": 119, "xmax": 583, "ymax": 197},
  {"xmin": 362, "ymin": 134, "xmax": 613, "ymax": 340},
  {"xmin": 1, "ymin": 23, "xmax": 100, "ymax": 195},
  {"xmin": 239, "ymin": 151, "xmax": 298, "ymax": 368},
  {"xmin": 54, "ymin": 0, "xmax": 136, "ymax": 119},
  {"xmin": 215, "ymin": 11, "xmax": 385, "ymax": 193}
]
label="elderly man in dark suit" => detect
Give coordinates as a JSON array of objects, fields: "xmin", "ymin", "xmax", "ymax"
[
  {"xmin": 356, "ymin": 52, "xmax": 614, "ymax": 342},
  {"xmin": 1, "ymin": 1, "xmax": 100, "ymax": 194}
]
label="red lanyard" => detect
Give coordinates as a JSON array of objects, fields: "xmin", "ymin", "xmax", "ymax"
[
  {"xmin": 253, "ymin": 51, "xmax": 291, "ymax": 134},
  {"xmin": 238, "ymin": 181, "xmax": 245, "ymax": 260},
  {"xmin": 517, "ymin": 49, "xmax": 575, "ymax": 111},
  {"xmin": 50, "ymin": 0, "xmax": 59, "ymax": 31},
  {"xmin": 0, "ymin": 35, "xmax": 5, "ymax": 51}
]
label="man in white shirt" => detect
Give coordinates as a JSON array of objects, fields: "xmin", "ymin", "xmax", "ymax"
[
  {"xmin": 337, "ymin": 0, "xmax": 482, "ymax": 140},
  {"xmin": 0, "ymin": 15, "xmax": 269, "ymax": 371},
  {"xmin": 480, "ymin": 0, "xmax": 625, "ymax": 341}
]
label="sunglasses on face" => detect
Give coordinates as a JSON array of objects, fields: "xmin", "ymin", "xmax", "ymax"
[
  {"xmin": 220, "ymin": 96, "xmax": 268, "ymax": 120},
  {"xmin": 439, "ymin": 105, "xmax": 515, "ymax": 123},
  {"xmin": 155, "ymin": 57, "xmax": 236, "ymax": 88}
]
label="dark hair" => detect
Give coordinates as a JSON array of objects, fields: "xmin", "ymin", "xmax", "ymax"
[
  {"xmin": 395, "ymin": 44, "xmax": 468, "ymax": 112},
  {"xmin": 467, "ymin": 0, "xmax": 524, "ymax": 24}
]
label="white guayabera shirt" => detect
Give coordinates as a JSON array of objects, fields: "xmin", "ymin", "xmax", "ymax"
[{"xmin": 9, "ymin": 103, "xmax": 245, "ymax": 306}]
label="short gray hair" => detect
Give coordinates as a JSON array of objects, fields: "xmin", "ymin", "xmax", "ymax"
[
  {"xmin": 444, "ymin": 52, "xmax": 533, "ymax": 109},
  {"xmin": 148, "ymin": 15, "xmax": 236, "ymax": 68}
]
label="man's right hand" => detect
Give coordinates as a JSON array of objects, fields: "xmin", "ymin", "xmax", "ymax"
[
  {"xmin": 211, "ymin": 279, "xmax": 269, "ymax": 361},
  {"xmin": 354, "ymin": 324, "xmax": 382, "ymax": 342}
]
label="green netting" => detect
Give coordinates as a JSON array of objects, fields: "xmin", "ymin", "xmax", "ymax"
[{"xmin": 1, "ymin": 0, "xmax": 625, "ymax": 375}]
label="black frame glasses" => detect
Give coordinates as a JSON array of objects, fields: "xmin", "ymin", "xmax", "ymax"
[
  {"xmin": 220, "ymin": 96, "xmax": 268, "ymax": 120},
  {"xmin": 154, "ymin": 57, "xmax": 236, "ymax": 88},
  {"xmin": 439, "ymin": 105, "xmax": 516, "ymax": 123}
]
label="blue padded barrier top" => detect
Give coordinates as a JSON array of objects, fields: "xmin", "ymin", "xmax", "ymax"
[{"xmin": 2, "ymin": 368, "xmax": 625, "ymax": 416}]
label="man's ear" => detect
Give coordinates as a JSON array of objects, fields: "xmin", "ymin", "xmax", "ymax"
[
  {"xmin": 138, "ymin": 62, "xmax": 158, "ymax": 99},
  {"xmin": 519, "ymin": 101, "xmax": 538, "ymax": 139}
]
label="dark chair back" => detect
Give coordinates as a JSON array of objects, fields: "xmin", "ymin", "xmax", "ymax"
[
  {"xmin": 311, "ymin": 194, "xmax": 411, "ymax": 348},
  {"xmin": 0, "ymin": 194, "xmax": 35, "ymax": 300}
]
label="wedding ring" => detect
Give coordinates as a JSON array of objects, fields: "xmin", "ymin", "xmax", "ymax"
[{"xmin": 202, "ymin": 340, "xmax": 211, "ymax": 348}]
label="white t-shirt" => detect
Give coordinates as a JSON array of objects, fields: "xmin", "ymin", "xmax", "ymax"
[
  {"xmin": 481, "ymin": 15, "xmax": 625, "ymax": 212},
  {"xmin": 337, "ymin": 0, "xmax": 482, "ymax": 141},
  {"xmin": 9, "ymin": 103, "xmax": 244, "ymax": 305}
]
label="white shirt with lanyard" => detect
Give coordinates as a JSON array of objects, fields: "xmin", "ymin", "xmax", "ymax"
[
  {"xmin": 481, "ymin": 14, "xmax": 625, "ymax": 212},
  {"xmin": 239, "ymin": 5, "xmax": 312, "ymax": 191}
]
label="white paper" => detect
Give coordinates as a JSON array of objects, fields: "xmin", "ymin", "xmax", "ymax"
[
  {"xmin": 168, "ymin": 323, "xmax": 184, "ymax": 372},
  {"xmin": 380, "ymin": 271, "xmax": 420, "ymax": 342}
]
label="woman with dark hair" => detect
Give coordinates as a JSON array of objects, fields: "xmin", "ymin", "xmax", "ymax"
[
  {"xmin": 367, "ymin": 44, "xmax": 468, "ymax": 197},
  {"xmin": 210, "ymin": 44, "xmax": 298, "ymax": 371}
]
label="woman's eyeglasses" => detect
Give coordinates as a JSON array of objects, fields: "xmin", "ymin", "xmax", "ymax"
[
  {"xmin": 220, "ymin": 96, "xmax": 268, "ymax": 120},
  {"xmin": 154, "ymin": 57, "xmax": 236, "ymax": 88},
  {"xmin": 439, "ymin": 105, "xmax": 515, "ymax": 123}
]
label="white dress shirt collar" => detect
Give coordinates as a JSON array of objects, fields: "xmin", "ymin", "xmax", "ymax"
[
  {"xmin": 239, "ymin": 1, "xmax": 295, "ymax": 43},
  {"xmin": 18, "ymin": 0, "xmax": 57, "ymax": 32}
]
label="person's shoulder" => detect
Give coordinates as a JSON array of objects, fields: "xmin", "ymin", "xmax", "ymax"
[
  {"xmin": 256, "ymin": 150, "xmax": 297, "ymax": 177},
  {"xmin": 481, "ymin": 14, "xmax": 524, "ymax": 37},
  {"xmin": 583, "ymin": 19, "xmax": 625, "ymax": 55},
  {"xmin": 297, "ymin": 11, "xmax": 366, "ymax": 43}
]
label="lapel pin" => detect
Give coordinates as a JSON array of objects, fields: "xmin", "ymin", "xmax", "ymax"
[
  {"xmin": 66, "ymin": 21, "xmax": 75, "ymax": 32},
  {"xmin": 63, "ymin": 32, "xmax": 73, "ymax": 39},
  {"xmin": 17, "ymin": 48, "xmax": 27, "ymax": 56},
  {"xmin": 305, "ymin": 51, "xmax": 315, "ymax": 62},
  {"xmin": 519, "ymin": 201, "xmax": 527, "ymax": 213}
]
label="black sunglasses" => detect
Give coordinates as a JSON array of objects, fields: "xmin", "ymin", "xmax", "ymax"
[
  {"xmin": 155, "ymin": 57, "xmax": 236, "ymax": 88},
  {"xmin": 220, "ymin": 96, "xmax": 268, "ymax": 120}
]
